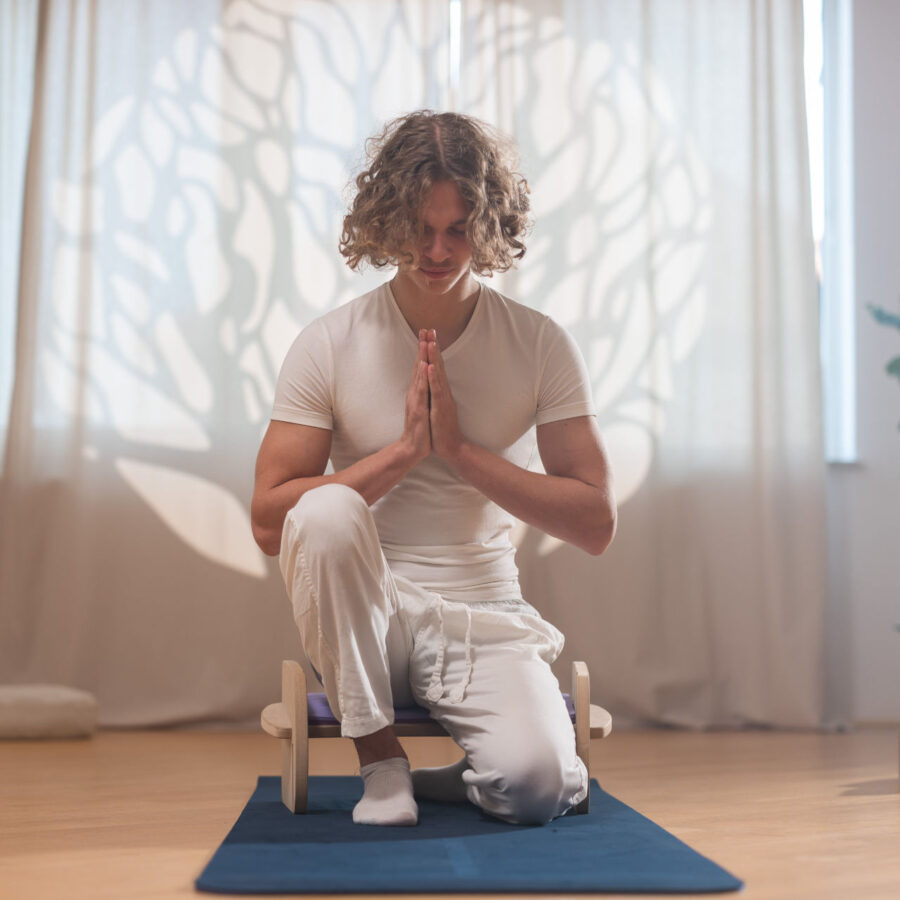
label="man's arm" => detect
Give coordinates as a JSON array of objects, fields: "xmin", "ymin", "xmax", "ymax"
[
  {"xmin": 251, "ymin": 333, "xmax": 432, "ymax": 556},
  {"xmin": 445, "ymin": 417, "xmax": 615, "ymax": 556},
  {"xmin": 426, "ymin": 336, "xmax": 616, "ymax": 556}
]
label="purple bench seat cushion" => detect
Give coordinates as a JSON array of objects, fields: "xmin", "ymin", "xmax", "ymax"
[{"xmin": 306, "ymin": 692, "xmax": 577, "ymax": 726}]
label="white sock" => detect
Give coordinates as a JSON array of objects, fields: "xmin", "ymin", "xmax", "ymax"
[
  {"xmin": 411, "ymin": 756, "xmax": 471, "ymax": 803},
  {"xmin": 353, "ymin": 757, "xmax": 418, "ymax": 826}
]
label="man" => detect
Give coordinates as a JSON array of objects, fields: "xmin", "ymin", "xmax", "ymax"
[{"xmin": 251, "ymin": 110, "xmax": 616, "ymax": 827}]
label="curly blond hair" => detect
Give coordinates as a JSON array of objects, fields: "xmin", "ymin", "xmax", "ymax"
[{"xmin": 339, "ymin": 110, "xmax": 531, "ymax": 276}]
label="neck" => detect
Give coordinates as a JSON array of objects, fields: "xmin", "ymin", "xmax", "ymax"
[{"xmin": 389, "ymin": 271, "xmax": 481, "ymax": 347}]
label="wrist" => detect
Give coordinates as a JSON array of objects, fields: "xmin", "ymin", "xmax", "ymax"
[
  {"xmin": 396, "ymin": 436, "xmax": 428, "ymax": 468},
  {"xmin": 444, "ymin": 437, "xmax": 471, "ymax": 472}
]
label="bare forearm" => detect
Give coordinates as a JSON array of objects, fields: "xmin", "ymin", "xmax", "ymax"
[
  {"xmin": 252, "ymin": 440, "xmax": 419, "ymax": 555},
  {"xmin": 448, "ymin": 441, "xmax": 616, "ymax": 556},
  {"xmin": 424, "ymin": 335, "xmax": 614, "ymax": 554}
]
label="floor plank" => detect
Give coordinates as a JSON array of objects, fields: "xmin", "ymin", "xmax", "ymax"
[{"xmin": 0, "ymin": 728, "xmax": 897, "ymax": 899}]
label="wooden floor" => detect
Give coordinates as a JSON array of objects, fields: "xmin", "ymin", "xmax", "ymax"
[{"xmin": 1, "ymin": 727, "xmax": 898, "ymax": 899}]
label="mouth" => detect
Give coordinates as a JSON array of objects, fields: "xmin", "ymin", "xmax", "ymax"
[{"xmin": 420, "ymin": 267, "xmax": 452, "ymax": 280}]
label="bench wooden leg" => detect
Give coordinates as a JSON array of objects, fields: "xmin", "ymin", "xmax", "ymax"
[
  {"xmin": 280, "ymin": 660, "xmax": 308, "ymax": 813},
  {"xmin": 572, "ymin": 660, "xmax": 590, "ymax": 814}
]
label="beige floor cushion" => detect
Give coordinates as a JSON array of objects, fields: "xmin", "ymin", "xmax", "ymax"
[{"xmin": 0, "ymin": 684, "xmax": 99, "ymax": 739}]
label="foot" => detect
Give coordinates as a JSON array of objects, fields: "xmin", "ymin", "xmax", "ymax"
[
  {"xmin": 411, "ymin": 756, "xmax": 471, "ymax": 803},
  {"xmin": 353, "ymin": 757, "xmax": 418, "ymax": 826}
]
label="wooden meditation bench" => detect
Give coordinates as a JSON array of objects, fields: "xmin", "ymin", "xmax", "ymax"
[{"xmin": 261, "ymin": 659, "xmax": 613, "ymax": 815}]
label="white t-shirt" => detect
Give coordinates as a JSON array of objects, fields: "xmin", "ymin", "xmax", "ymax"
[{"xmin": 272, "ymin": 281, "xmax": 595, "ymax": 603}]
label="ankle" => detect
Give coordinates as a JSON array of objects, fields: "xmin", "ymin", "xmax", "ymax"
[
  {"xmin": 353, "ymin": 726, "xmax": 407, "ymax": 768},
  {"xmin": 357, "ymin": 747, "xmax": 407, "ymax": 768}
]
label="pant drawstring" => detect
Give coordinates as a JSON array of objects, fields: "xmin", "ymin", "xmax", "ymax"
[
  {"xmin": 424, "ymin": 602, "xmax": 473, "ymax": 705},
  {"xmin": 449, "ymin": 605, "xmax": 472, "ymax": 704},
  {"xmin": 424, "ymin": 603, "xmax": 446, "ymax": 703}
]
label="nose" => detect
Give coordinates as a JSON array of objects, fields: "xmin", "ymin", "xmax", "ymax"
[{"xmin": 423, "ymin": 232, "xmax": 450, "ymax": 263}]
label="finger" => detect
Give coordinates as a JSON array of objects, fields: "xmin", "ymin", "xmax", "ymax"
[
  {"xmin": 424, "ymin": 361, "xmax": 433, "ymax": 410},
  {"xmin": 427, "ymin": 363, "xmax": 441, "ymax": 395},
  {"xmin": 428, "ymin": 341, "xmax": 447, "ymax": 380},
  {"xmin": 413, "ymin": 342, "xmax": 428, "ymax": 384}
]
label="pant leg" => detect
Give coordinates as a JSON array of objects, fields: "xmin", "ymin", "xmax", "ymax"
[
  {"xmin": 407, "ymin": 601, "xmax": 588, "ymax": 825},
  {"xmin": 279, "ymin": 483, "xmax": 413, "ymax": 738}
]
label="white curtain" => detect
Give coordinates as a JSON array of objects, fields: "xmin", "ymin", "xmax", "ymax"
[
  {"xmin": 0, "ymin": 0, "xmax": 451, "ymax": 726},
  {"xmin": 1, "ymin": 0, "xmax": 825, "ymax": 729},
  {"xmin": 462, "ymin": 0, "xmax": 826, "ymax": 727}
]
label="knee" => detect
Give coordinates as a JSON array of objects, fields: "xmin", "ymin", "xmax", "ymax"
[
  {"xmin": 289, "ymin": 484, "xmax": 369, "ymax": 550},
  {"xmin": 502, "ymin": 754, "xmax": 571, "ymax": 825},
  {"xmin": 469, "ymin": 740, "xmax": 579, "ymax": 825}
]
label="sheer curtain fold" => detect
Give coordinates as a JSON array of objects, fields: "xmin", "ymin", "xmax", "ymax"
[
  {"xmin": 1, "ymin": 0, "xmax": 826, "ymax": 728},
  {"xmin": 0, "ymin": 0, "xmax": 40, "ymax": 464}
]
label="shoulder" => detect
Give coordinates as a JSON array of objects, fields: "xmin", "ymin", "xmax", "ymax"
[
  {"xmin": 480, "ymin": 283, "xmax": 545, "ymax": 322},
  {"xmin": 477, "ymin": 283, "xmax": 568, "ymax": 348},
  {"xmin": 476, "ymin": 286, "xmax": 589, "ymax": 397},
  {"xmin": 284, "ymin": 283, "xmax": 392, "ymax": 353},
  {"xmin": 307, "ymin": 282, "xmax": 391, "ymax": 335},
  {"xmin": 479, "ymin": 283, "xmax": 552, "ymax": 330}
]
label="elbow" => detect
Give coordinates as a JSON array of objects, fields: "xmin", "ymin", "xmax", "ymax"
[
  {"xmin": 256, "ymin": 530, "xmax": 282, "ymax": 557},
  {"xmin": 584, "ymin": 509, "xmax": 617, "ymax": 557},
  {"xmin": 251, "ymin": 498, "xmax": 283, "ymax": 557},
  {"xmin": 251, "ymin": 520, "xmax": 281, "ymax": 557}
]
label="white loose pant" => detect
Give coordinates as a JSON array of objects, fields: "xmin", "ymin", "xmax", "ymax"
[{"xmin": 278, "ymin": 483, "xmax": 588, "ymax": 824}]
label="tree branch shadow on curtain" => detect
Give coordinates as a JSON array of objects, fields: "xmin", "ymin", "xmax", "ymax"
[
  {"xmin": 462, "ymin": 0, "xmax": 826, "ymax": 728},
  {"xmin": 0, "ymin": 0, "xmax": 452, "ymax": 726}
]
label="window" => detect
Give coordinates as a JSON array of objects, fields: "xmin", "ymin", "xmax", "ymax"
[{"xmin": 805, "ymin": 0, "xmax": 857, "ymax": 463}]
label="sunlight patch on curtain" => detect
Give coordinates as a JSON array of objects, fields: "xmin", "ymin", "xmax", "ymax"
[
  {"xmin": 460, "ymin": 2, "xmax": 712, "ymax": 541},
  {"xmin": 115, "ymin": 457, "xmax": 267, "ymax": 578},
  {"xmin": 33, "ymin": 1, "xmax": 451, "ymax": 577}
]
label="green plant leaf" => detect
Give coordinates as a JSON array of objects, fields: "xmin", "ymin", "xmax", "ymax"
[{"xmin": 869, "ymin": 304, "xmax": 900, "ymax": 330}]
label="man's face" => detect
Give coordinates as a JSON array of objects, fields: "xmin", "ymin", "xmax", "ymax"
[{"xmin": 402, "ymin": 180, "xmax": 473, "ymax": 296}]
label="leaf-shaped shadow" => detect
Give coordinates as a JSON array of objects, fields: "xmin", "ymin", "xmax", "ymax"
[{"xmin": 115, "ymin": 457, "xmax": 268, "ymax": 578}]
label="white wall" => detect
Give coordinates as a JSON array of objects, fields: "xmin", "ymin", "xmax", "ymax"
[{"xmin": 840, "ymin": 0, "xmax": 900, "ymax": 723}]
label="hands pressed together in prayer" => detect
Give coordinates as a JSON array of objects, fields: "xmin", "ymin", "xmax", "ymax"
[{"xmin": 403, "ymin": 328, "xmax": 464, "ymax": 465}]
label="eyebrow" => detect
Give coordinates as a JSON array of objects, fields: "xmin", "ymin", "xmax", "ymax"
[{"xmin": 423, "ymin": 218, "xmax": 468, "ymax": 229}]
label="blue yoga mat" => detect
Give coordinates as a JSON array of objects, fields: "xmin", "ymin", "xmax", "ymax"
[{"xmin": 196, "ymin": 776, "xmax": 743, "ymax": 894}]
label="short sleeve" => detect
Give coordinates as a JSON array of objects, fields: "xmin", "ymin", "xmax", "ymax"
[
  {"xmin": 271, "ymin": 318, "xmax": 334, "ymax": 429},
  {"xmin": 535, "ymin": 317, "xmax": 595, "ymax": 425}
]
